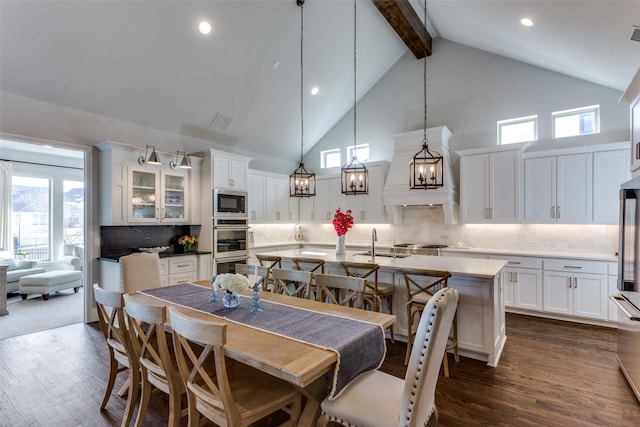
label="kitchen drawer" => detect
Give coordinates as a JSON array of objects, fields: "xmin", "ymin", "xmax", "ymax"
[
  {"xmin": 543, "ymin": 259, "xmax": 607, "ymax": 275},
  {"xmin": 169, "ymin": 256, "xmax": 197, "ymax": 274},
  {"xmin": 169, "ymin": 272, "xmax": 197, "ymax": 285},
  {"xmin": 489, "ymin": 255, "xmax": 542, "ymax": 269}
]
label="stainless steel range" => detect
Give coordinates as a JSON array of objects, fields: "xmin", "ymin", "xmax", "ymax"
[{"xmin": 393, "ymin": 243, "xmax": 448, "ymax": 256}]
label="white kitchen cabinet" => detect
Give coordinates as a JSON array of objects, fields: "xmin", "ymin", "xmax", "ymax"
[
  {"xmin": 342, "ymin": 163, "xmax": 388, "ymax": 223},
  {"xmin": 314, "ymin": 177, "xmax": 343, "ymax": 223},
  {"xmin": 593, "ymin": 149, "xmax": 630, "ymax": 223},
  {"xmin": 248, "ymin": 173, "xmax": 267, "ymax": 223},
  {"xmin": 542, "ymin": 259, "xmax": 607, "ymax": 320},
  {"xmin": 492, "ymin": 255, "xmax": 542, "ymax": 311},
  {"xmin": 266, "ymin": 176, "xmax": 292, "ymax": 222},
  {"xmin": 128, "ymin": 167, "xmax": 189, "ymax": 223},
  {"xmin": 525, "ymin": 153, "xmax": 592, "ymax": 223},
  {"xmin": 460, "ymin": 149, "xmax": 521, "ymax": 224},
  {"xmin": 207, "ymin": 150, "xmax": 250, "ymax": 191}
]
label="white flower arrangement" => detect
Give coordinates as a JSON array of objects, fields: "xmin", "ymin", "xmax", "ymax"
[{"xmin": 213, "ymin": 273, "xmax": 250, "ymax": 294}]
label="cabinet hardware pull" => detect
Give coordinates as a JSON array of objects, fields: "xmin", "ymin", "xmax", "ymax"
[
  {"xmin": 509, "ymin": 271, "xmax": 513, "ymax": 282},
  {"xmin": 177, "ymin": 264, "xmax": 188, "ymax": 268},
  {"xmin": 551, "ymin": 206, "xmax": 555, "ymax": 218},
  {"xmin": 508, "ymin": 261, "xmax": 521, "ymax": 265},
  {"xmin": 513, "ymin": 272, "xmax": 518, "ymax": 283},
  {"xmin": 568, "ymin": 277, "xmax": 572, "ymax": 288},
  {"xmin": 556, "ymin": 206, "xmax": 560, "ymax": 219},
  {"xmin": 637, "ymin": 142, "xmax": 640, "ymax": 160},
  {"xmin": 564, "ymin": 265, "xmax": 582, "ymax": 269},
  {"xmin": 573, "ymin": 277, "xmax": 577, "ymax": 288}
]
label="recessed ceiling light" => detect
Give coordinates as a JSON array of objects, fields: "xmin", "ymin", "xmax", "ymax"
[
  {"xmin": 310, "ymin": 87, "xmax": 319, "ymax": 95},
  {"xmin": 199, "ymin": 21, "xmax": 212, "ymax": 35},
  {"xmin": 272, "ymin": 60, "xmax": 281, "ymax": 69},
  {"xmin": 520, "ymin": 17, "xmax": 534, "ymax": 27}
]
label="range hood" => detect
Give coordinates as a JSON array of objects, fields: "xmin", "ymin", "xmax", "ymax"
[{"xmin": 382, "ymin": 126, "xmax": 458, "ymax": 224}]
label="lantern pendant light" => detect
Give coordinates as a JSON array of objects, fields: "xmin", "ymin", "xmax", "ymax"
[
  {"xmin": 290, "ymin": 0, "xmax": 316, "ymax": 198},
  {"xmin": 341, "ymin": 0, "xmax": 368, "ymax": 196},
  {"xmin": 409, "ymin": 0, "xmax": 443, "ymax": 190}
]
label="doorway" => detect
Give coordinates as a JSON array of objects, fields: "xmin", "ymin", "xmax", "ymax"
[{"xmin": 0, "ymin": 138, "xmax": 87, "ymax": 339}]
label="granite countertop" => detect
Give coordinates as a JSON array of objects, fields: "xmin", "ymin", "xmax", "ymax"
[
  {"xmin": 254, "ymin": 247, "xmax": 507, "ymax": 279},
  {"xmin": 99, "ymin": 250, "xmax": 211, "ymax": 262},
  {"xmin": 441, "ymin": 247, "xmax": 618, "ymax": 262}
]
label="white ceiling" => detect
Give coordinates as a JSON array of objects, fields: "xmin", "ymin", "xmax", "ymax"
[{"xmin": 1, "ymin": 1, "xmax": 639, "ymax": 164}]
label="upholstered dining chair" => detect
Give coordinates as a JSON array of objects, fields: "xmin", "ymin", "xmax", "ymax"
[
  {"xmin": 272, "ymin": 268, "xmax": 313, "ymax": 299},
  {"xmin": 400, "ymin": 267, "xmax": 458, "ymax": 376},
  {"xmin": 341, "ymin": 261, "xmax": 395, "ymax": 342},
  {"xmin": 318, "ymin": 287, "xmax": 459, "ymax": 427},
  {"xmin": 119, "ymin": 252, "xmax": 162, "ymax": 293},
  {"xmin": 255, "ymin": 254, "xmax": 282, "ymax": 292},
  {"xmin": 314, "ymin": 273, "xmax": 365, "ymax": 308},
  {"xmin": 168, "ymin": 306, "xmax": 302, "ymax": 427},
  {"xmin": 123, "ymin": 294, "xmax": 185, "ymax": 427},
  {"xmin": 93, "ymin": 284, "xmax": 140, "ymax": 427}
]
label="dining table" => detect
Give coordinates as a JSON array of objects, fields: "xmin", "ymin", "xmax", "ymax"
[{"xmin": 126, "ymin": 280, "xmax": 396, "ymax": 425}]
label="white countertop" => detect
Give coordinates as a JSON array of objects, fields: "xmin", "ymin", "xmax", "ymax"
[
  {"xmin": 254, "ymin": 247, "xmax": 507, "ymax": 279},
  {"xmin": 442, "ymin": 247, "xmax": 618, "ymax": 262}
]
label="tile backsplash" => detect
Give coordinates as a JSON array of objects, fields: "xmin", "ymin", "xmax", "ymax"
[{"xmin": 251, "ymin": 205, "xmax": 618, "ymax": 256}]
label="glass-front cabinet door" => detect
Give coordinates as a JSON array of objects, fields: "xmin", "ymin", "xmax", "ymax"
[
  {"xmin": 129, "ymin": 169, "xmax": 160, "ymax": 222},
  {"xmin": 162, "ymin": 172, "xmax": 187, "ymax": 222}
]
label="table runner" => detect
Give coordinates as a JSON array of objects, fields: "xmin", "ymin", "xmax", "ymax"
[{"xmin": 141, "ymin": 283, "xmax": 386, "ymax": 399}]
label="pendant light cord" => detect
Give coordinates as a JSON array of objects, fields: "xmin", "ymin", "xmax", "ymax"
[
  {"xmin": 423, "ymin": 0, "xmax": 428, "ymax": 147},
  {"xmin": 300, "ymin": 0, "xmax": 304, "ymax": 164},
  {"xmin": 353, "ymin": 0, "xmax": 357, "ymax": 159}
]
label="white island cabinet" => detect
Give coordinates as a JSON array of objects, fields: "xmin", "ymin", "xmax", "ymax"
[{"xmin": 254, "ymin": 248, "xmax": 507, "ymax": 367}]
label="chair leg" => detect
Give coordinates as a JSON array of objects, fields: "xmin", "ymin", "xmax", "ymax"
[
  {"xmin": 122, "ymin": 367, "xmax": 140, "ymax": 427},
  {"xmin": 452, "ymin": 314, "xmax": 460, "ymax": 363},
  {"xmin": 167, "ymin": 383, "xmax": 182, "ymax": 427},
  {"xmin": 134, "ymin": 374, "xmax": 152, "ymax": 427},
  {"xmin": 404, "ymin": 304, "xmax": 413, "ymax": 366},
  {"xmin": 316, "ymin": 414, "xmax": 330, "ymax": 427},
  {"xmin": 442, "ymin": 351, "xmax": 450, "ymax": 378},
  {"xmin": 386, "ymin": 295, "xmax": 395, "ymax": 343},
  {"xmin": 100, "ymin": 353, "xmax": 118, "ymax": 410}
]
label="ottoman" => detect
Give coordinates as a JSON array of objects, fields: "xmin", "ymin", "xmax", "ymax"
[{"xmin": 19, "ymin": 270, "xmax": 83, "ymax": 300}]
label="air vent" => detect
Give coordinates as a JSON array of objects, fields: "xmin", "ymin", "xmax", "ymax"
[
  {"xmin": 631, "ymin": 26, "xmax": 640, "ymax": 43},
  {"xmin": 209, "ymin": 113, "xmax": 234, "ymax": 131}
]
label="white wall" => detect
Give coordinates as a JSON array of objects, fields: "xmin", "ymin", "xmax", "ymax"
[{"xmin": 305, "ymin": 38, "xmax": 629, "ymax": 175}]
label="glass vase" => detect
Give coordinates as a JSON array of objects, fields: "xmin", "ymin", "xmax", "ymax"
[
  {"xmin": 223, "ymin": 292, "xmax": 241, "ymax": 309},
  {"xmin": 336, "ymin": 235, "xmax": 346, "ymax": 255}
]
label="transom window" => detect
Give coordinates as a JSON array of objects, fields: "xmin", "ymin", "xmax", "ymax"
[
  {"xmin": 552, "ymin": 105, "xmax": 599, "ymax": 138},
  {"xmin": 497, "ymin": 115, "xmax": 538, "ymax": 145},
  {"xmin": 321, "ymin": 148, "xmax": 341, "ymax": 169},
  {"xmin": 347, "ymin": 143, "xmax": 369, "ymax": 162}
]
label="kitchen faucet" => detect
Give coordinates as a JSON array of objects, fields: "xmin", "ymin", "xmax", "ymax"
[{"xmin": 370, "ymin": 228, "xmax": 377, "ymax": 261}]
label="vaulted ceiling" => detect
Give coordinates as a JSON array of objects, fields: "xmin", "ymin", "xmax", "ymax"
[{"xmin": 1, "ymin": 1, "xmax": 638, "ymax": 163}]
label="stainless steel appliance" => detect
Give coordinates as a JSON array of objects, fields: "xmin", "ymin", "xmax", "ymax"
[
  {"xmin": 213, "ymin": 218, "xmax": 248, "ymax": 274},
  {"xmin": 213, "ymin": 189, "xmax": 248, "ymax": 217},
  {"xmin": 393, "ymin": 243, "xmax": 448, "ymax": 256},
  {"xmin": 610, "ymin": 175, "xmax": 640, "ymax": 402}
]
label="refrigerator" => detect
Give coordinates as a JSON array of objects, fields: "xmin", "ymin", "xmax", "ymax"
[{"xmin": 611, "ymin": 175, "xmax": 640, "ymax": 402}]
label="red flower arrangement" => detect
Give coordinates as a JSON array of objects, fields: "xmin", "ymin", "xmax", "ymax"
[{"xmin": 332, "ymin": 208, "xmax": 354, "ymax": 236}]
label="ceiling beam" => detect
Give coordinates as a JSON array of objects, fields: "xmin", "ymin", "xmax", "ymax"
[{"xmin": 371, "ymin": 0, "xmax": 432, "ymax": 59}]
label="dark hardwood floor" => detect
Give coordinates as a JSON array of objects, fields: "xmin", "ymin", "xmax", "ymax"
[{"xmin": 1, "ymin": 313, "xmax": 638, "ymax": 426}]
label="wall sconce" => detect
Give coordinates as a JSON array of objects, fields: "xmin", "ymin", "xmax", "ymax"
[
  {"xmin": 138, "ymin": 145, "xmax": 162, "ymax": 165},
  {"xmin": 170, "ymin": 151, "xmax": 192, "ymax": 170}
]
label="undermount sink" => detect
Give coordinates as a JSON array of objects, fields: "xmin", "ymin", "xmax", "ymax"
[{"xmin": 354, "ymin": 251, "xmax": 410, "ymax": 258}]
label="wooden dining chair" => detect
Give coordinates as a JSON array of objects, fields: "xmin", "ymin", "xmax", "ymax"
[
  {"xmin": 341, "ymin": 261, "xmax": 395, "ymax": 342},
  {"xmin": 318, "ymin": 288, "xmax": 459, "ymax": 427},
  {"xmin": 93, "ymin": 284, "xmax": 140, "ymax": 427},
  {"xmin": 123, "ymin": 294, "xmax": 185, "ymax": 427},
  {"xmin": 235, "ymin": 263, "xmax": 269, "ymax": 291},
  {"xmin": 167, "ymin": 306, "xmax": 302, "ymax": 427},
  {"xmin": 255, "ymin": 254, "xmax": 282, "ymax": 292},
  {"xmin": 400, "ymin": 267, "xmax": 458, "ymax": 376},
  {"xmin": 314, "ymin": 273, "xmax": 365, "ymax": 308},
  {"xmin": 291, "ymin": 257, "xmax": 325, "ymax": 300},
  {"xmin": 119, "ymin": 252, "xmax": 162, "ymax": 293},
  {"xmin": 271, "ymin": 268, "xmax": 313, "ymax": 299}
]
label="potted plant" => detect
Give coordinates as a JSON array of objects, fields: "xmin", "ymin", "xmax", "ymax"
[{"xmin": 16, "ymin": 250, "xmax": 28, "ymax": 260}]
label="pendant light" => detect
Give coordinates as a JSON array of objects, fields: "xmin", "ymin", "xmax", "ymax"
[
  {"xmin": 290, "ymin": 0, "xmax": 316, "ymax": 198},
  {"xmin": 409, "ymin": 0, "xmax": 443, "ymax": 190},
  {"xmin": 341, "ymin": 0, "xmax": 368, "ymax": 196}
]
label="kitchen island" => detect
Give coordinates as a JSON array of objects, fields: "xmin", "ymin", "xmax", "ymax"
[{"xmin": 254, "ymin": 248, "xmax": 508, "ymax": 367}]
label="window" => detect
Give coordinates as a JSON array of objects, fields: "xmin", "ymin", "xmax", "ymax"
[
  {"xmin": 321, "ymin": 148, "xmax": 341, "ymax": 169},
  {"xmin": 347, "ymin": 143, "xmax": 369, "ymax": 162},
  {"xmin": 12, "ymin": 176, "xmax": 51, "ymax": 261},
  {"xmin": 64, "ymin": 180, "xmax": 84, "ymax": 245},
  {"xmin": 497, "ymin": 115, "xmax": 538, "ymax": 145},
  {"xmin": 553, "ymin": 105, "xmax": 599, "ymax": 138}
]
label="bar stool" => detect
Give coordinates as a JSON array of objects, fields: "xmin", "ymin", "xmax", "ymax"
[
  {"xmin": 399, "ymin": 267, "xmax": 458, "ymax": 377},
  {"xmin": 255, "ymin": 254, "xmax": 282, "ymax": 292},
  {"xmin": 341, "ymin": 261, "xmax": 395, "ymax": 342}
]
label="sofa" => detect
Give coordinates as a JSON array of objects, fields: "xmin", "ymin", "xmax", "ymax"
[{"xmin": 0, "ymin": 259, "xmax": 46, "ymax": 294}]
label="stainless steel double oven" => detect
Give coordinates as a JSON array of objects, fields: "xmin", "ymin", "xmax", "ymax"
[{"xmin": 213, "ymin": 217, "xmax": 248, "ymax": 275}]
